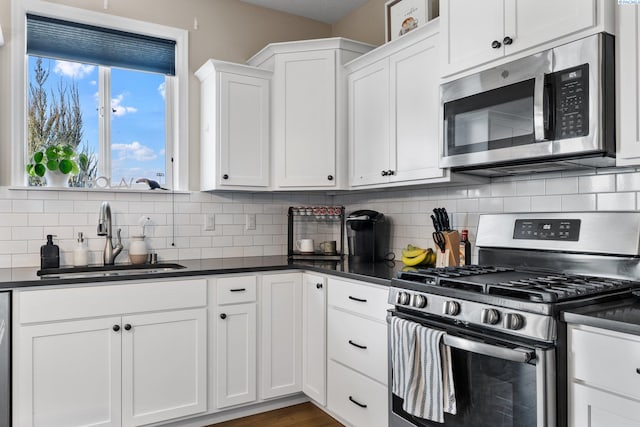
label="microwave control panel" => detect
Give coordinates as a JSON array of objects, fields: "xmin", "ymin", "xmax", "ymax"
[
  {"xmin": 513, "ymin": 219, "xmax": 581, "ymax": 241},
  {"xmin": 549, "ymin": 64, "xmax": 589, "ymax": 140}
]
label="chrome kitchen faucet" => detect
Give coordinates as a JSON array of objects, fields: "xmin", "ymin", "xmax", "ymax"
[{"xmin": 97, "ymin": 201, "xmax": 123, "ymax": 265}]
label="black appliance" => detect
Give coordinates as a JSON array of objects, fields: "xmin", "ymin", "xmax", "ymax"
[
  {"xmin": 388, "ymin": 212, "xmax": 640, "ymax": 427},
  {"xmin": 346, "ymin": 210, "xmax": 390, "ymax": 263}
]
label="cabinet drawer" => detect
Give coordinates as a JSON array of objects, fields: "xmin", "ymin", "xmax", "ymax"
[
  {"xmin": 328, "ymin": 307, "xmax": 387, "ymax": 385},
  {"xmin": 328, "ymin": 278, "xmax": 391, "ymax": 321},
  {"xmin": 17, "ymin": 279, "xmax": 207, "ymax": 324},
  {"xmin": 327, "ymin": 360, "xmax": 388, "ymax": 427},
  {"xmin": 569, "ymin": 325, "xmax": 640, "ymax": 400},
  {"xmin": 217, "ymin": 276, "xmax": 257, "ymax": 304}
]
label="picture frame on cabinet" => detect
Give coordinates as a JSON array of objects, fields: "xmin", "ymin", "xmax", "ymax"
[{"xmin": 385, "ymin": 0, "xmax": 437, "ymax": 42}]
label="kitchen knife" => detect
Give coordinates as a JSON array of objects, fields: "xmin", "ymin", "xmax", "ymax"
[
  {"xmin": 442, "ymin": 208, "xmax": 451, "ymax": 231},
  {"xmin": 430, "ymin": 214, "xmax": 441, "ymax": 232}
]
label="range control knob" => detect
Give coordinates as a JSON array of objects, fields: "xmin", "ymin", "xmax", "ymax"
[
  {"xmin": 412, "ymin": 294, "xmax": 427, "ymax": 309},
  {"xmin": 397, "ymin": 291, "xmax": 411, "ymax": 305},
  {"xmin": 443, "ymin": 301, "xmax": 461, "ymax": 316},
  {"xmin": 503, "ymin": 313, "xmax": 525, "ymax": 330},
  {"xmin": 481, "ymin": 308, "xmax": 501, "ymax": 325}
]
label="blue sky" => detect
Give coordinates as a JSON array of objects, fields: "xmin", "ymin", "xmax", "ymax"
[{"xmin": 28, "ymin": 57, "xmax": 167, "ymax": 185}]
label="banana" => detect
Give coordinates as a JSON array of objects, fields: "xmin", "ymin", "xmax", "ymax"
[
  {"xmin": 402, "ymin": 247, "xmax": 427, "ymax": 258},
  {"xmin": 402, "ymin": 251, "xmax": 428, "ymax": 266}
]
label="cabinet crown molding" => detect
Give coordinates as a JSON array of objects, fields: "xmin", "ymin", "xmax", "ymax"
[{"xmin": 195, "ymin": 59, "xmax": 273, "ymax": 82}]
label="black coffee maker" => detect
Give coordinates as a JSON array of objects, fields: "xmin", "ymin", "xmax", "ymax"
[{"xmin": 346, "ymin": 210, "xmax": 390, "ymax": 263}]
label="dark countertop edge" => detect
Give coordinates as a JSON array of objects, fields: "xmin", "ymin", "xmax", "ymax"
[
  {"xmin": 562, "ymin": 299, "xmax": 640, "ymax": 337},
  {"xmin": 0, "ymin": 257, "xmax": 395, "ymax": 290}
]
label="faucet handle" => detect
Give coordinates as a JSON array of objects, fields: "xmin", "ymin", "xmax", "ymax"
[{"xmin": 115, "ymin": 228, "xmax": 122, "ymax": 246}]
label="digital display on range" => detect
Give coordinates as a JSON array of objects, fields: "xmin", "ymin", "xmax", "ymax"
[{"xmin": 513, "ymin": 219, "xmax": 581, "ymax": 241}]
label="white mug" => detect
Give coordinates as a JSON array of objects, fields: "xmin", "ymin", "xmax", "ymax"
[{"xmin": 296, "ymin": 238, "xmax": 314, "ymax": 253}]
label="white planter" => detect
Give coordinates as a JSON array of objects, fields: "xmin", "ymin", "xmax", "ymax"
[{"xmin": 44, "ymin": 170, "xmax": 70, "ymax": 188}]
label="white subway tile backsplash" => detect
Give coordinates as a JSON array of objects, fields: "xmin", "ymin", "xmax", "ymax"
[
  {"xmin": 490, "ymin": 182, "xmax": 517, "ymax": 197},
  {"xmin": 503, "ymin": 197, "xmax": 531, "ymax": 212},
  {"xmin": 478, "ymin": 198, "xmax": 504, "ymax": 212},
  {"xmin": 579, "ymin": 174, "xmax": 616, "ymax": 193},
  {"xmin": 561, "ymin": 194, "xmax": 596, "ymax": 211},
  {"xmin": 597, "ymin": 192, "xmax": 636, "ymax": 210},
  {"xmin": 531, "ymin": 196, "xmax": 562, "ymax": 212},
  {"xmin": 616, "ymin": 172, "xmax": 640, "ymax": 191},
  {"xmin": 516, "ymin": 180, "xmax": 545, "ymax": 196},
  {"xmin": 545, "ymin": 177, "xmax": 578, "ymax": 195}
]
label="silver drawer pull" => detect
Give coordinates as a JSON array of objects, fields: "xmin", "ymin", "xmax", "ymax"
[
  {"xmin": 349, "ymin": 396, "xmax": 367, "ymax": 408},
  {"xmin": 348, "ymin": 296, "xmax": 367, "ymax": 303},
  {"xmin": 230, "ymin": 288, "xmax": 246, "ymax": 292}
]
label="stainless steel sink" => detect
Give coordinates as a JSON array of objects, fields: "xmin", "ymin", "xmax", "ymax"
[{"xmin": 37, "ymin": 263, "xmax": 186, "ymax": 279}]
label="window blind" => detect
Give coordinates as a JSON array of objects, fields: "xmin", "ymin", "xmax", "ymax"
[{"xmin": 26, "ymin": 13, "xmax": 176, "ymax": 75}]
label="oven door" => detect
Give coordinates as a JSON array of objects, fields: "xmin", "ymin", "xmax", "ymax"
[{"xmin": 388, "ymin": 310, "xmax": 556, "ymax": 427}]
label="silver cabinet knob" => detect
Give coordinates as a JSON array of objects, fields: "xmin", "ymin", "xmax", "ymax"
[{"xmin": 481, "ymin": 308, "xmax": 500, "ymax": 325}]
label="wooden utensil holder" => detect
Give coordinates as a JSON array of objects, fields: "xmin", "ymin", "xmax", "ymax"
[{"xmin": 443, "ymin": 231, "xmax": 460, "ymax": 266}]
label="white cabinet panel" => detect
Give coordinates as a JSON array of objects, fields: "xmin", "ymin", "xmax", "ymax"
[
  {"xmin": 260, "ymin": 273, "xmax": 302, "ymax": 399},
  {"xmin": 16, "ymin": 317, "xmax": 122, "ymax": 427},
  {"xmin": 216, "ymin": 303, "xmax": 257, "ymax": 408},
  {"xmin": 122, "ymin": 309, "xmax": 207, "ymax": 426},
  {"xmin": 571, "ymin": 383, "xmax": 640, "ymax": 427},
  {"xmin": 302, "ymin": 273, "xmax": 327, "ymax": 405},
  {"xmin": 617, "ymin": 5, "xmax": 640, "ymax": 165}
]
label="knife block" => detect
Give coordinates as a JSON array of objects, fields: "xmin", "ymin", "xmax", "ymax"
[{"xmin": 443, "ymin": 231, "xmax": 460, "ymax": 266}]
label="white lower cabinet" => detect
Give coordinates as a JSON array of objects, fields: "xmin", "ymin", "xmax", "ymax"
[
  {"xmin": 13, "ymin": 279, "xmax": 208, "ymax": 427},
  {"xmin": 302, "ymin": 273, "xmax": 327, "ymax": 406},
  {"xmin": 260, "ymin": 273, "xmax": 302, "ymax": 399},
  {"xmin": 327, "ymin": 277, "xmax": 391, "ymax": 427},
  {"xmin": 215, "ymin": 275, "xmax": 258, "ymax": 408},
  {"xmin": 568, "ymin": 324, "xmax": 640, "ymax": 427}
]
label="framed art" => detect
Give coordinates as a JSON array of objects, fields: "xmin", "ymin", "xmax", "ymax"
[{"xmin": 385, "ymin": 0, "xmax": 434, "ymax": 42}]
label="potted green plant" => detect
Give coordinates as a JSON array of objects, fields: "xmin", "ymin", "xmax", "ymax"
[{"xmin": 26, "ymin": 144, "xmax": 88, "ymax": 187}]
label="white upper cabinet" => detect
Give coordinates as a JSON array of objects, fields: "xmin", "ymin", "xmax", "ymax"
[
  {"xmin": 347, "ymin": 22, "xmax": 449, "ymax": 189},
  {"xmin": 441, "ymin": 0, "xmax": 613, "ymax": 77},
  {"xmin": 196, "ymin": 60, "xmax": 271, "ymax": 190},
  {"xmin": 248, "ymin": 38, "xmax": 373, "ymax": 190},
  {"xmin": 616, "ymin": 4, "xmax": 640, "ymax": 165}
]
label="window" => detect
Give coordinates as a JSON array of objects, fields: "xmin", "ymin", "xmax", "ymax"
[{"xmin": 13, "ymin": 1, "xmax": 188, "ymax": 189}]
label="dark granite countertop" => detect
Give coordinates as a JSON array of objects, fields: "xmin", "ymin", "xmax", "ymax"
[
  {"xmin": 562, "ymin": 293, "xmax": 640, "ymax": 336},
  {"xmin": 0, "ymin": 256, "xmax": 401, "ymax": 290}
]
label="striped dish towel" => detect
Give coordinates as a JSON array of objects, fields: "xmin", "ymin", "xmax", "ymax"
[{"xmin": 390, "ymin": 317, "xmax": 457, "ymax": 423}]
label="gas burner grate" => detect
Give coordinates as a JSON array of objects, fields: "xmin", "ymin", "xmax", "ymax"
[
  {"xmin": 405, "ymin": 265, "xmax": 514, "ymax": 278},
  {"xmin": 488, "ymin": 274, "xmax": 637, "ymax": 302}
]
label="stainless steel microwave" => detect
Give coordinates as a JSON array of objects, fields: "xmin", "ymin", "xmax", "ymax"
[{"xmin": 440, "ymin": 33, "xmax": 615, "ymax": 175}]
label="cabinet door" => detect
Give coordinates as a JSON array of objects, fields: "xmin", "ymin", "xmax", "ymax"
[
  {"xmin": 219, "ymin": 72, "xmax": 270, "ymax": 187},
  {"xmin": 349, "ymin": 59, "xmax": 391, "ymax": 186},
  {"xmin": 274, "ymin": 51, "xmax": 336, "ymax": 188},
  {"xmin": 260, "ymin": 273, "xmax": 303, "ymax": 399},
  {"xmin": 302, "ymin": 273, "xmax": 327, "ymax": 405},
  {"xmin": 441, "ymin": 0, "xmax": 504, "ymax": 75},
  {"xmin": 504, "ymin": 0, "xmax": 596, "ymax": 57},
  {"xmin": 216, "ymin": 303, "xmax": 257, "ymax": 408},
  {"xmin": 121, "ymin": 309, "xmax": 207, "ymax": 427},
  {"xmin": 571, "ymin": 383, "xmax": 640, "ymax": 427},
  {"xmin": 390, "ymin": 34, "xmax": 445, "ymax": 183},
  {"xmin": 15, "ymin": 317, "xmax": 122, "ymax": 427},
  {"xmin": 617, "ymin": 5, "xmax": 640, "ymax": 164}
]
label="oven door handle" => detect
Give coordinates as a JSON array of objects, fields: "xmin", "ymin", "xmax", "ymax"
[
  {"xmin": 443, "ymin": 334, "xmax": 534, "ymax": 363},
  {"xmin": 533, "ymin": 74, "xmax": 547, "ymax": 142}
]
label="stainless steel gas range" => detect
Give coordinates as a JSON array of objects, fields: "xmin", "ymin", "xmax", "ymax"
[{"xmin": 388, "ymin": 212, "xmax": 640, "ymax": 427}]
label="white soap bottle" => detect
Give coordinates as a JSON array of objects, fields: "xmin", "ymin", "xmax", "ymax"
[{"xmin": 73, "ymin": 232, "xmax": 89, "ymax": 267}]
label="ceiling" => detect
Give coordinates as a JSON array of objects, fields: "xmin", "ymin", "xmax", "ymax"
[{"xmin": 238, "ymin": 0, "xmax": 369, "ymax": 24}]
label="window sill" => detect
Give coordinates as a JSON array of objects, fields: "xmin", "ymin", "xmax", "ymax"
[{"xmin": 8, "ymin": 186, "xmax": 190, "ymax": 194}]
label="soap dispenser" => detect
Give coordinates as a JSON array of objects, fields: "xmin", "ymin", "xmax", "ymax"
[
  {"xmin": 40, "ymin": 234, "xmax": 60, "ymax": 269},
  {"xmin": 73, "ymin": 232, "xmax": 89, "ymax": 267}
]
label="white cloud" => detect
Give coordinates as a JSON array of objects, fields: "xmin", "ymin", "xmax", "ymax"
[
  {"xmin": 54, "ymin": 61, "xmax": 95, "ymax": 79},
  {"xmin": 158, "ymin": 82, "xmax": 166, "ymax": 99},
  {"xmin": 111, "ymin": 94, "xmax": 138, "ymax": 117},
  {"xmin": 112, "ymin": 141, "xmax": 157, "ymax": 162}
]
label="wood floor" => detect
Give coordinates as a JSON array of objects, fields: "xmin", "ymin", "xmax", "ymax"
[{"xmin": 208, "ymin": 403, "xmax": 344, "ymax": 427}]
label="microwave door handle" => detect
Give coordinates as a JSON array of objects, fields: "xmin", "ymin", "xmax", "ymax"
[
  {"xmin": 443, "ymin": 334, "xmax": 534, "ymax": 363},
  {"xmin": 533, "ymin": 75, "xmax": 547, "ymax": 142}
]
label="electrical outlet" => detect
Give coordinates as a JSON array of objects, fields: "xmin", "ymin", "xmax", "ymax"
[
  {"xmin": 245, "ymin": 214, "xmax": 256, "ymax": 230},
  {"xmin": 204, "ymin": 214, "xmax": 215, "ymax": 231}
]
